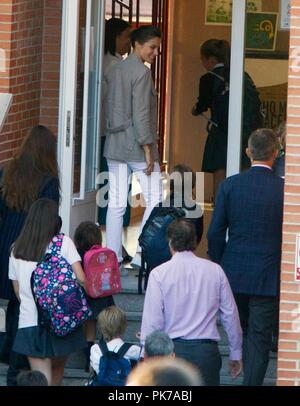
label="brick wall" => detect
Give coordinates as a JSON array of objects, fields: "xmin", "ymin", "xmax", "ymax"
[
  {"xmin": 39, "ymin": 0, "xmax": 62, "ymax": 136},
  {"xmin": 278, "ymin": 0, "xmax": 300, "ymax": 386},
  {"xmin": 0, "ymin": 0, "xmax": 44, "ymax": 165}
]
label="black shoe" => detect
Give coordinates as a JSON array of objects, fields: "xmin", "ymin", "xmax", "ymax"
[
  {"xmin": 121, "ymin": 246, "xmax": 132, "ymax": 264},
  {"xmin": 122, "ymin": 254, "xmax": 133, "ymax": 264}
]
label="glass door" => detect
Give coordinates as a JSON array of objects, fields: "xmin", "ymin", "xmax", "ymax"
[{"xmin": 58, "ymin": 0, "xmax": 105, "ymax": 238}]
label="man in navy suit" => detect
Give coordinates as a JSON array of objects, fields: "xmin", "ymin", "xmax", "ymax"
[{"xmin": 207, "ymin": 128, "xmax": 284, "ymax": 386}]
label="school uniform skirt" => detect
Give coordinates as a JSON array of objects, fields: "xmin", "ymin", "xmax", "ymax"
[
  {"xmin": 87, "ymin": 295, "xmax": 114, "ymax": 320},
  {"xmin": 13, "ymin": 325, "xmax": 86, "ymax": 358}
]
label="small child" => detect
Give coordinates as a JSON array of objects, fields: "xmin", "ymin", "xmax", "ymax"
[
  {"xmin": 74, "ymin": 221, "xmax": 114, "ymax": 370},
  {"xmin": 90, "ymin": 306, "xmax": 141, "ymax": 376}
]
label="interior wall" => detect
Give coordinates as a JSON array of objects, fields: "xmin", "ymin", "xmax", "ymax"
[
  {"xmin": 168, "ymin": 0, "xmax": 289, "ymax": 202},
  {"xmin": 169, "ymin": 0, "xmax": 231, "ymax": 202}
]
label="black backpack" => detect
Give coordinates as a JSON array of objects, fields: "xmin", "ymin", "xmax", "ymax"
[
  {"xmin": 209, "ymin": 68, "xmax": 263, "ymax": 137},
  {"xmin": 138, "ymin": 206, "xmax": 186, "ymax": 271}
]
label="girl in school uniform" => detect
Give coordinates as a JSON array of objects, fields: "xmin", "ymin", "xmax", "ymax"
[
  {"xmin": 9, "ymin": 198, "xmax": 86, "ymax": 386},
  {"xmin": 74, "ymin": 221, "xmax": 114, "ymax": 370}
]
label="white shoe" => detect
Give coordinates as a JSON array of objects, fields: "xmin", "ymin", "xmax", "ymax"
[{"xmin": 130, "ymin": 253, "xmax": 141, "ymax": 269}]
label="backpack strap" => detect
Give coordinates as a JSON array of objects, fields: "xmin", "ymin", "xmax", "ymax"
[
  {"xmin": 99, "ymin": 340, "xmax": 109, "ymax": 357},
  {"xmin": 117, "ymin": 343, "xmax": 133, "ymax": 358},
  {"xmin": 207, "ymin": 70, "xmax": 226, "ymax": 82}
]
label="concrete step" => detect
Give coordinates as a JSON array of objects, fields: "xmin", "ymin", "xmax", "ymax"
[{"xmin": 0, "ymin": 363, "xmax": 89, "ymax": 386}]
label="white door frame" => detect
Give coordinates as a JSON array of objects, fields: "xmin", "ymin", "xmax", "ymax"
[
  {"xmin": 57, "ymin": 0, "xmax": 80, "ymax": 235},
  {"xmin": 57, "ymin": 0, "xmax": 106, "ymax": 238},
  {"xmin": 227, "ymin": 0, "xmax": 247, "ymax": 177}
]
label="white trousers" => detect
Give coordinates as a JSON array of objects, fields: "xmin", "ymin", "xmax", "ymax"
[{"xmin": 106, "ymin": 159, "xmax": 162, "ymax": 262}]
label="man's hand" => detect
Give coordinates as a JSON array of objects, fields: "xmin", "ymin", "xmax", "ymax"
[
  {"xmin": 229, "ymin": 360, "xmax": 243, "ymax": 379},
  {"xmin": 142, "ymin": 144, "xmax": 154, "ymax": 176}
]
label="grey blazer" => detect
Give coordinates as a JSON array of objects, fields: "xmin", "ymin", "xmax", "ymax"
[{"xmin": 104, "ymin": 53, "xmax": 159, "ymax": 162}]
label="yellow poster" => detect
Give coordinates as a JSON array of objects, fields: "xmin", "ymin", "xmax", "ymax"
[{"xmin": 205, "ymin": 0, "xmax": 262, "ymax": 26}]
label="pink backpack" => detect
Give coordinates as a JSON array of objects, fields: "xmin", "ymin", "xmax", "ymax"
[{"xmin": 83, "ymin": 246, "xmax": 121, "ymax": 298}]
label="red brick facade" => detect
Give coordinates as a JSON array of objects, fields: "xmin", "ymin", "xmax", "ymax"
[
  {"xmin": 277, "ymin": 0, "xmax": 300, "ymax": 386},
  {"xmin": 0, "ymin": 0, "xmax": 62, "ymax": 165},
  {"xmin": 1, "ymin": 0, "xmax": 300, "ymax": 386}
]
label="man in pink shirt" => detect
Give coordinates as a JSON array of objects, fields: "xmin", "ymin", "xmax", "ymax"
[{"xmin": 140, "ymin": 219, "xmax": 242, "ymax": 385}]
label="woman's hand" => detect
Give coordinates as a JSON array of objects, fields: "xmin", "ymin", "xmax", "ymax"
[{"xmin": 142, "ymin": 144, "xmax": 154, "ymax": 176}]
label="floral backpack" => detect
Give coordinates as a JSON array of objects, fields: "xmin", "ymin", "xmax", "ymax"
[{"xmin": 31, "ymin": 233, "xmax": 92, "ymax": 337}]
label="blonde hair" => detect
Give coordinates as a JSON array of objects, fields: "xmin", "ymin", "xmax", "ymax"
[
  {"xmin": 126, "ymin": 357, "xmax": 203, "ymax": 386},
  {"xmin": 98, "ymin": 306, "xmax": 127, "ymax": 342}
]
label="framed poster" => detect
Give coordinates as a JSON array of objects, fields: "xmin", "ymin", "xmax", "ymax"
[
  {"xmin": 246, "ymin": 12, "xmax": 279, "ymax": 51},
  {"xmin": 280, "ymin": 0, "xmax": 291, "ymax": 30},
  {"xmin": 205, "ymin": 0, "xmax": 262, "ymax": 26}
]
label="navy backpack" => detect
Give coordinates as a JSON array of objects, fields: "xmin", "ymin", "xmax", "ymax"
[{"xmin": 89, "ymin": 341, "xmax": 133, "ymax": 386}]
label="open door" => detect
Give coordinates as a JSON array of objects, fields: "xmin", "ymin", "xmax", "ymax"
[{"xmin": 58, "ymin": 0, "xmax": 105, "ymax": 238}]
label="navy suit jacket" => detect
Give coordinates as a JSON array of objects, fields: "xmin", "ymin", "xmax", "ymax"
[{"xmin": 207, "ymin": 166, "xmax": 284, "ymax": 297}]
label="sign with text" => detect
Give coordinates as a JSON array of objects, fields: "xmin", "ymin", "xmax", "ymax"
[
  {"xmin": 280, "ymin": 0, "xmax": 291, "ymax": 30},
  {"xmin": 259, "ymin": 82, "xmax": 287, "ymax": 129}
]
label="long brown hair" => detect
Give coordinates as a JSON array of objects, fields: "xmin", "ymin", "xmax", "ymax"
[
  {"xmin": 13, "ymin": 199, "xmax": 61, "ymax": 262},
  {"xmin": 1, "ymin": 125, "xmax": 59, "ymax": 212}
]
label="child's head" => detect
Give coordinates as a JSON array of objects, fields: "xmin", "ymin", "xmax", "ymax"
[
  {"xmin": 275, "ymin": 121, "xmax": 286, "ymax": 150},
  {"xmin": 74, "ymin": 221, "xmax": 102, "ymax": 254},
  {"xmin": 13, "ymin": 198, "xmax": 61, "ymax": 262},
  {"xmin": 200, "ymin": 39, "xmax": 230, "ymax": 71},
  {"xmin": 16, "ymin": 370, "xmax": 48, "ymax": 386},
  {"xmin": 169, "ymin": 164, "xmax": 196, "ymax": 198},
  {"xmin": 98, "ymin": 306, "xmax": 127, "ymax": 342}
]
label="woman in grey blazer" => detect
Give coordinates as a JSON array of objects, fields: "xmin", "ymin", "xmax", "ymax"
[{"xmin": 104, "ymin": 25, "xmax": 163, "ymax": 269}]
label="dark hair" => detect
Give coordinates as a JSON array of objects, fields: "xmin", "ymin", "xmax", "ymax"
[
  {"xmin": 131, "ymin": 25, "xmax": 161, "ymax": 48},
  {"xmin": 170, "ymin": 164, "xmax": 196, "ymax": 196},
  {"xmin": 1, "ymin": 125, "xmax": 60, "ymax": 212},
  {"xmin": 201, "ymin": 39, "xmax": 231, "ymax": 67},
  {"xmin": 248, "ymin": 128, "xmax": 280, "ymax": 161},
  {"xmin": 74, "ymin": 221, "xmax": 102, "ymax": 257},
  {"xmin": 144, "ymin": 331, "xmax": 174, "ymax": 357},
  {"xmin": 167, "ymin": 218, "xmax": 197, "ymax": 252},
  {"xmin": 105, "ymin": 18, "xmax": 131, "ymax": 55},
  {"xmin": 13, "ymin": 198, "xmax": 61, "ymax": 262},
  {"xmin": 16, "ymin": 370, "xmax": 48, "ymax": 386}
]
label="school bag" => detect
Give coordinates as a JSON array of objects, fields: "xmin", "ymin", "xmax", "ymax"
[
  {"xmin": 83, "ymin": 246, "xmax": 121, "ymax": 299},
  {"xmin": 31, "ymin": 233, "xmax": 92, "ymax": 337},
  {"xmin": 89, "ymin": 341, "xmax": 133, "ymax": 386},
  {"xmin": 209, "ymin": 67, "xmax": 264, "ymax": 136},
  {"xmin": 138, "ymin": 206, "xmax": 186, "ymax": 271}
]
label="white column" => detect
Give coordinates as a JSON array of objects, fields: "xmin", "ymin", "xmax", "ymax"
[
  {"xmin": 226, "ymin": 0, "xmax": 246, "ymax": 177},
  {"xmin": 57, "ymin": 0, "xmax": 80, "ymax": 234}
]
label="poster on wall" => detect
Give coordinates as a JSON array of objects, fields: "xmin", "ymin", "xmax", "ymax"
[
  {"xmin": 205, "ymin": 0, "xmax": 262, "ymax": 26},
  {"xmin": 246, "ymin": 12, "xmax": 279, "ymax": 51},
  {"xmin": 259, "ymin": 82, "xmax": 287, "ymax": 130},
  {"xmin": 280, "ymin": 0, "xmax": 291, "ymax": 30}
]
